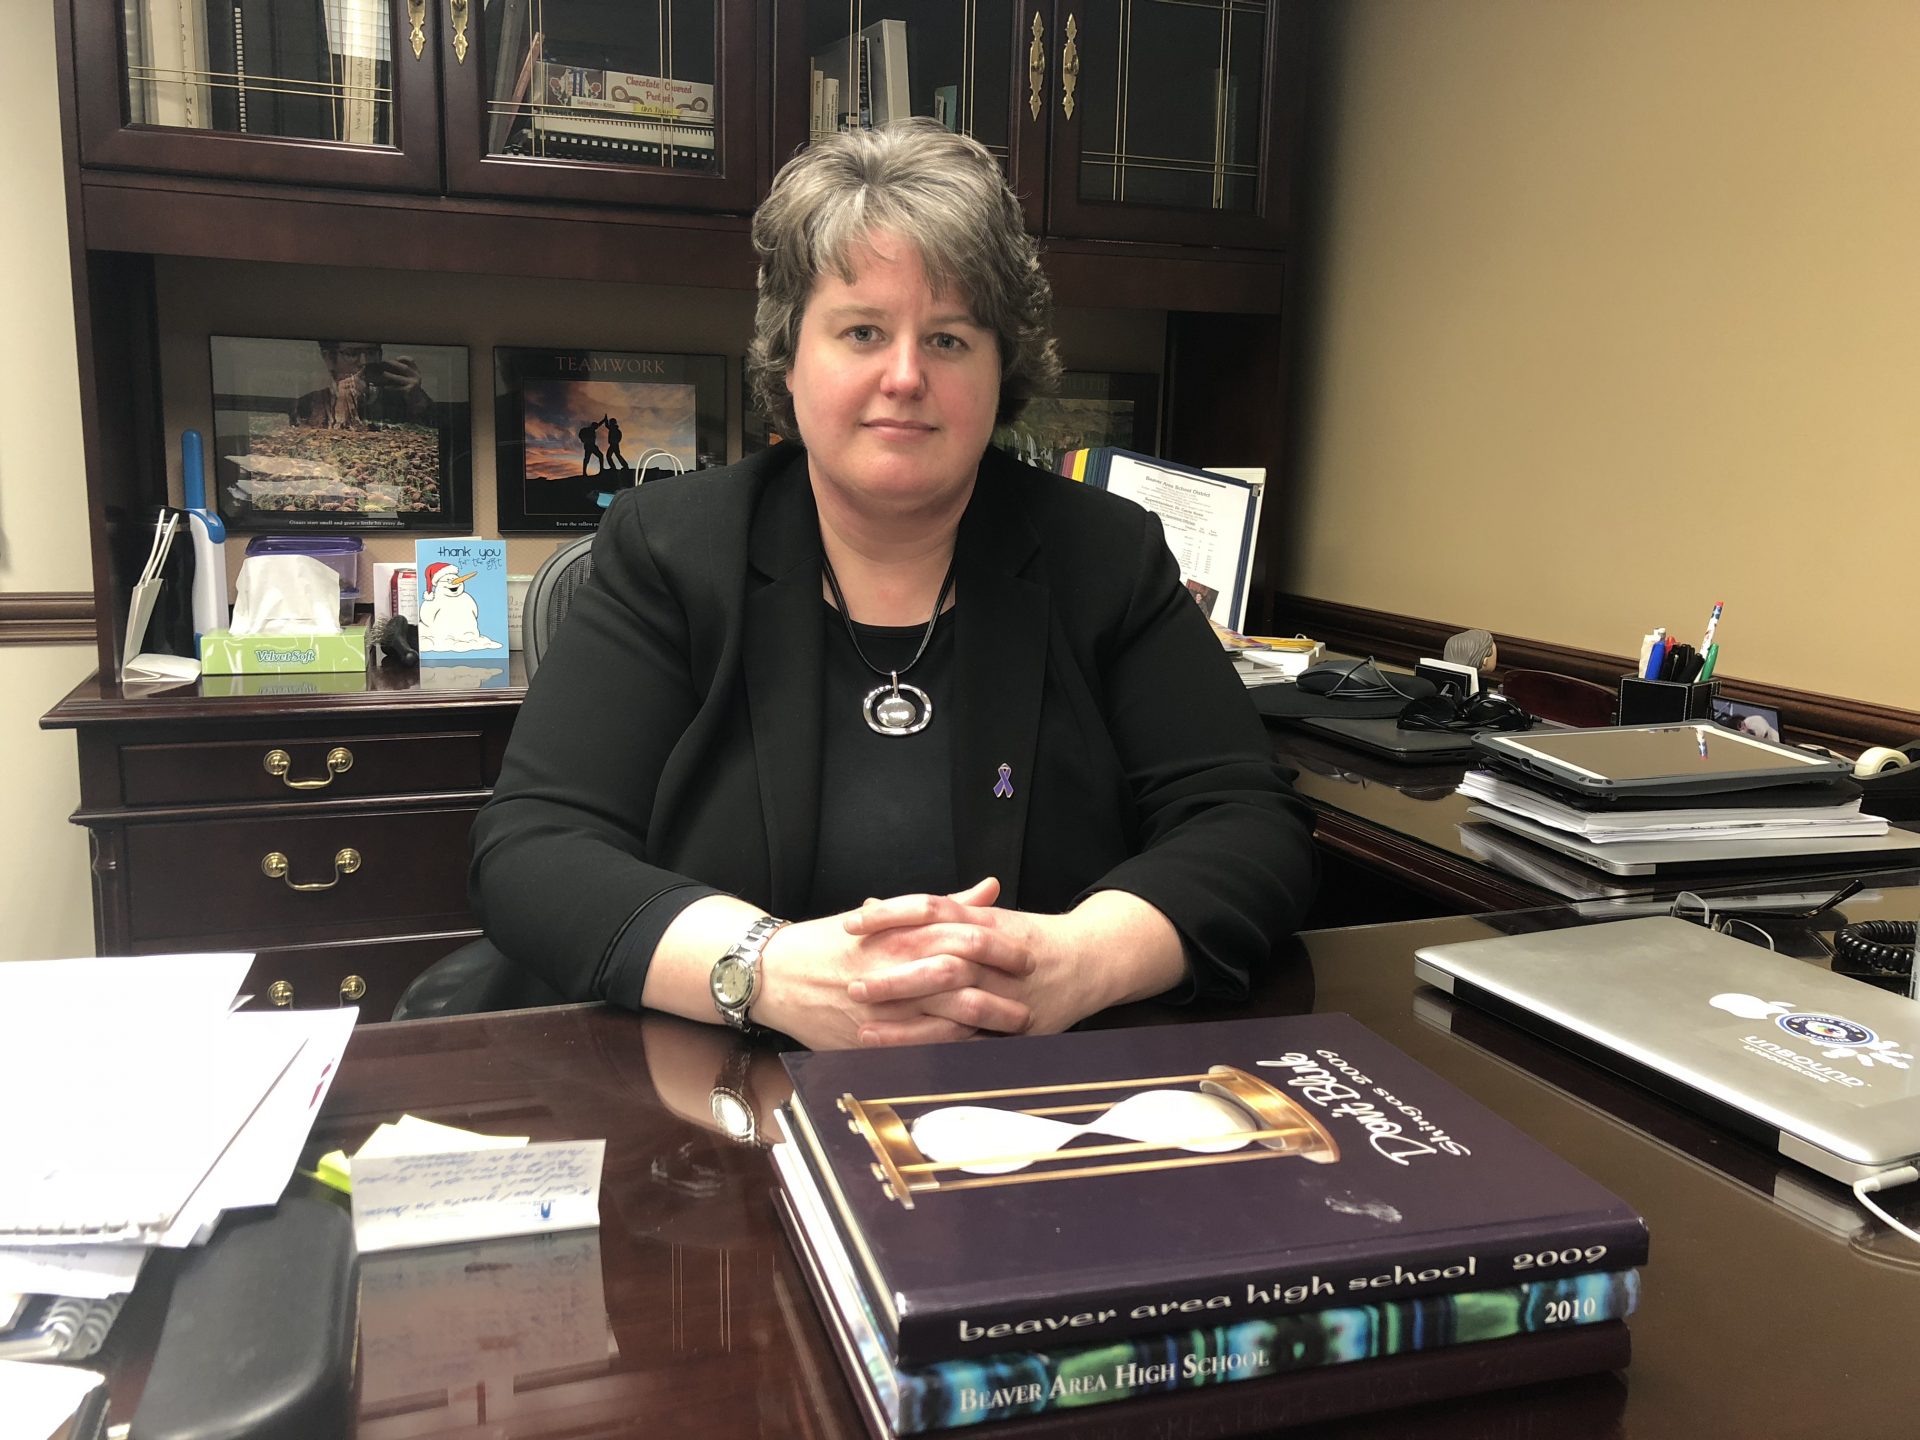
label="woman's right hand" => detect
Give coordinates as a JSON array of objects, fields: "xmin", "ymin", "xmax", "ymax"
[{"xmin": 753, "ymin": 879, "xmax": 1034, "ymax": 1050}]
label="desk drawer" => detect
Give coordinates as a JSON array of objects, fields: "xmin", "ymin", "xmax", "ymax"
[
  {"xmin": 120, "ymin": 731, "xmax": 490, "ymax": 807},
  {"xmin": 124, "ymin": 806, "xmax": 477, "ymax": 945}
]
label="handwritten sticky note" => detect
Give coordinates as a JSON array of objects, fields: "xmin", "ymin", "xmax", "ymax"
[
  {"xmin": 316, "ymin": 1115, "xmax": 530, "ymax": 1193},
  {"xmin": 351, "ymin": 1140, "xmax": 605, "ymax": 1254}
]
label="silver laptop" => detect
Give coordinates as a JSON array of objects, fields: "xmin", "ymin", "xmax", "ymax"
[
  {"xmin": 1467, "ymin": 805, "xmax": 1920, "ymax": 876},
  {"xmin": 1414, "ymin": 916, "xmax": 1920, "ymax": 1183}
]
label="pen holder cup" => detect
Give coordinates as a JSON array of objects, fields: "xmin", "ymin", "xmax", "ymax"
[{"xmin": 1617, "ymin": 675, "xmax": 1718, "ymax": 725}]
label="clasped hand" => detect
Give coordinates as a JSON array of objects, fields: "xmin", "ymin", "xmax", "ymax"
[{"xmin": 755, "ymin": 877, "xmax": 1101, "ymax": 1049}]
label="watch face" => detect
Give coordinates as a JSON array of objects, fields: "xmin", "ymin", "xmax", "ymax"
[
  {"xmin": 711, "ymin": 1090, "xmax": 755, "ymax": 1142},
  {"xmin": 713, "ymin": 956, "xmax": 752, "ymax": 1007}
]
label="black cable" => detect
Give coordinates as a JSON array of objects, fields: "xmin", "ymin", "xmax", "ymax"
[{"xmin": 1831, "ymin": 920, "xmax": 1917, "ymax": 980}]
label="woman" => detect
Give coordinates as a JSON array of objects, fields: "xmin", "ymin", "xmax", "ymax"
[{"xmin": 472, "ymin": 120, "xmax": 1316, "ymax": 1050}]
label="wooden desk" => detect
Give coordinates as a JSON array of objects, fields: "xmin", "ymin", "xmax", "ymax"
[{"xmin": 92, "ymin": 889, "xmax": 1920, "ymax": 1438}]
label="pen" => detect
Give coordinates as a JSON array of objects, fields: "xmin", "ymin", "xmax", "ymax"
[
  {"xmin": 1700, "ymin": 601, "xmax": 1722, "ymax": 654},
  {"xmin": 1643, "ymin": 628, "xmax": 1668, "ymax": 681}
]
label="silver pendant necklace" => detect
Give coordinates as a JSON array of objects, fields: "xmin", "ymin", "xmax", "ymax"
[{"xmin": 821, "ymin": 550, "xmax": 957, "ymax": 737}]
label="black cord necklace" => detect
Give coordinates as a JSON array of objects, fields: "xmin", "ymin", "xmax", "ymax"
[{"xmin": 820, "ymin": 549, "xmax": 957, "ymax": 736}]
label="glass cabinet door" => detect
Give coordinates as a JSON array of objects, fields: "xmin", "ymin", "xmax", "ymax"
[
  {"xmin": 74, "ymin": 0, "xmax": 443, "ymax": 188},
  {"xmin": 783, "ymin": 1, "xmax": 1046, "ymax": 231},
  {"xmin": 440, "ymin": 0, "xmax": 760, "ymax": 211},
  {"xmin": 1041, "ymin": 0, "xmax": 1301, "ymax": 247}
]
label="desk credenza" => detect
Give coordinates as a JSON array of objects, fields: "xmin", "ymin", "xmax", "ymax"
[{"xmin": 43, "ymin": 665, "xmax": 527, "ymax": 1020}]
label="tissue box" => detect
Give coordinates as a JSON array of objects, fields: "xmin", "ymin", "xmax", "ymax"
[{"xmin": 199, "ymin": 626, "xmax": 369, "ymax": 675}]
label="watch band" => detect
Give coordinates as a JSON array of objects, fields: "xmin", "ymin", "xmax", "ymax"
[{"xmin": 710, "ymin": 914, "xmax": 788, "ymax": 1031}]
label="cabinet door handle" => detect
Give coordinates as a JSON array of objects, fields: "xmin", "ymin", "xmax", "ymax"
[
  {"xmin": 450, "ymin": 0, "xmax": 470, "ymax": 63},
  {"xmin": 1028, "ymin": 11, "xmax": 1046, "ymax": 121},
  {"xmin": 407, "ymin": 0, "xmax": 426, "ymax": 59},
  {"xmin": 263, "ymin": 746, "xmax": 353, "ymax": 789},
  {"xmin": 1061, "ymin": 14, "xmax": 1080, "ymax": 119},
  {"xmin": 262, "ymin": 848, "xmax": 363, "ymax": 891}
]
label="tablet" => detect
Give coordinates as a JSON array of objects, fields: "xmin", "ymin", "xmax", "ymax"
[{"xmin": 1472, "ymin": 722, "xmax": 1848, "ymax": 795}]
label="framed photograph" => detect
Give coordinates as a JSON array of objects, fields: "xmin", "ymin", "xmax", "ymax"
[
  {"xmin": 208, "ymin": 336, "xmax": 472, "ymax": 532},
  {"xmin": 994, "ymin": 371, "xmax": 1161, "ymax": 473},
  {"xmin": 495, "ymin": 348, "xmax": 726, "ymax": 531}
]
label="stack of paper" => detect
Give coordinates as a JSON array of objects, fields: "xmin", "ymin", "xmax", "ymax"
[
  {"xmin": 0, "ymin": 954, "xmax": 355, "ymax": 1313},
  {"xmin": 1214, "ymin": 623, "xmax": 1324, "ymax": 688}
]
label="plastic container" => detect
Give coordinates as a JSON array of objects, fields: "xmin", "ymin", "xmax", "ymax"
[{"xmin": 244, "ymin": 535, "xmax": 364, "ymax": 625}]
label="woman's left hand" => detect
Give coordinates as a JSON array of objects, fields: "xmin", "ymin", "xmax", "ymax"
[{"xmin": 843, "ymin": 878, "xmax": 1184, "ymax": 1045}]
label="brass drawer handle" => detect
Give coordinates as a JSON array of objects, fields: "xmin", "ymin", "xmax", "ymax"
[
  {"xmin": 1061, "ymin": 14, "xmax": 1080, "ymax": 119},
  {"xmin": 1028, "ymin": 11, "xmax": 1046, "ymax": 121},
  {"xmin": 264, "ymin": 746, "xmax": 353, "ymax": 789},
  {"xmin": 269, "ymin": 980, "xmax": 294, "ymax": 1007},
  {"xmin": 340, "ymin": 975, "xmax": 367, "ymax": 1003},
  {"xmin": 262, "ymin": 848, "xmax": 362, "ymax": 891}
]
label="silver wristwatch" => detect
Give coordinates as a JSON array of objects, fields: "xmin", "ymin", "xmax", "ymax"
[{"xmin": 710, "ymin": 914, "xmax": 787, "ymax": 1031}]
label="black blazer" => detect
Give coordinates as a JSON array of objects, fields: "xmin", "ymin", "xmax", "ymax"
[{"xmin": 471, "ymin": 445, "xmax": 1316, "ymax": 1006}]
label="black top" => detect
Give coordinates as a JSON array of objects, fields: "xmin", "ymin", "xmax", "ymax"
[
  {"xmin": 471, "ymin": 444, "xmax": 1317, "ymax": 1010},
  {"xmin": 604, "ymin": 605, "xmax": 959, "ymax": 980},
  {"xmin": 811, "ymin": 606, "xmax": 959, "ymax": 915}
]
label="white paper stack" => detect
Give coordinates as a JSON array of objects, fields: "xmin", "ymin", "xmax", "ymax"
[{"xmin": 0, "ymin": 955, "xmax": 355, "ymax": 1307}]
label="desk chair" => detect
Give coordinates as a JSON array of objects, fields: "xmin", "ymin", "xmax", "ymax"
[
  {"xmin": 1499, "ymin": 669, "xmax": 1617, "ymax": 728},
  {"xmin": 393, "ymin": 535, "xmax": 596, "ymax": 1020}
]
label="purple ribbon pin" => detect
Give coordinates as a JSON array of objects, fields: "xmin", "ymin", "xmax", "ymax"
[{"xmin": 992, "ymin": 763, "xmax": 1014, "ymax": 799}]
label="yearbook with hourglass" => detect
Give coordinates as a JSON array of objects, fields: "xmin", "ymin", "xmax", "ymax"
[{"xmin": 779, "ymin": 1013, "xmax": 1647, "ymax": 1367}]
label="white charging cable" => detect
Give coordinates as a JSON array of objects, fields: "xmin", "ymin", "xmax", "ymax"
[{"xmin": 1853, "ymin": 1165, "xmax": 1920, "ymax": 1246}]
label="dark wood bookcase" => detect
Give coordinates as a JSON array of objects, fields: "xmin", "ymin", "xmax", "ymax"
[{"xmin": 45, "ymin": 0, "xmax": 1308, "ymax": 1016}]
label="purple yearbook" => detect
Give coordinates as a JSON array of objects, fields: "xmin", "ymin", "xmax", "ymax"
[{"xmin": 781, "ymin": 1013, "xmax": 1647, "ymax": 1367}]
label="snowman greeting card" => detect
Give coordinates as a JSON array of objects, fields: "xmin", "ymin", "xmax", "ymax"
[{"xmin": 413, "ymin": 538, "xmax": 509, "ymax": 661}]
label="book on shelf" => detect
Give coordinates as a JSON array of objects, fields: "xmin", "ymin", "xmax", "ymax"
[
  {"xmin": 1061, "ymin": 448, "xmax": 1261, "ymax": 633},
  {"xmin": 772, "ymin": 1138, "xmax": 1637, "ymax": 1436},
  {"xmin": 779, "ymin": 1013, "xmax": 1646, "ymax": 1368},
  {"xmin": 813, "ymin": 19, "xmax": 910, "ymax": 130}
]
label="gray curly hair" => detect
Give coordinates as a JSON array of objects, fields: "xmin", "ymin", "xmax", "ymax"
[{"xmin": 745, "ymin": 119, "xmax": 1061, "ymax": 436}]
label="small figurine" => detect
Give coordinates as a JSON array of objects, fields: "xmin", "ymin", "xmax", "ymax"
[{"xmin": 1443, "ymin": 627, "xmax": 1498, "ymax": 676}]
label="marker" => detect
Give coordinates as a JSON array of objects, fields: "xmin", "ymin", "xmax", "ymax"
[
  {"xmin": 1643, "ymin": 628, "xmax": 1668, "ymax": 681},
  {"xmin": 1700, "ymin": 601, "xmax": 1723, "ymax": 654},
  {"xmin": 1637, "ymin": 630, "xmax": 1661, "ymax": 678},
  {"xmin": 1698, "ymin": 644, "xmax": 1719, "ymax": 682}
]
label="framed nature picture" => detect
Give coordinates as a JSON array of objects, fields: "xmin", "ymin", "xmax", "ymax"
[
  {"xmin": 208, "ymin": 336, "xmax": 472, "ymax": 532},
  {"xmin": 494, "ymin": 348, "xmax": 725, "ymax": 531},
  {"xmin": 994, "ymin": 371, "xmax": 1161, "ymax": 473}
]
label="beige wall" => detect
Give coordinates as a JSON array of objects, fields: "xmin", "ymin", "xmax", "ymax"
[
  {"xmin": 1288, "ymin": 0, "xmax": 1920, "ymax": 710},
  {"xmin": 0, "ymin": 0, "xmax": 99, "ymax": 960}
]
